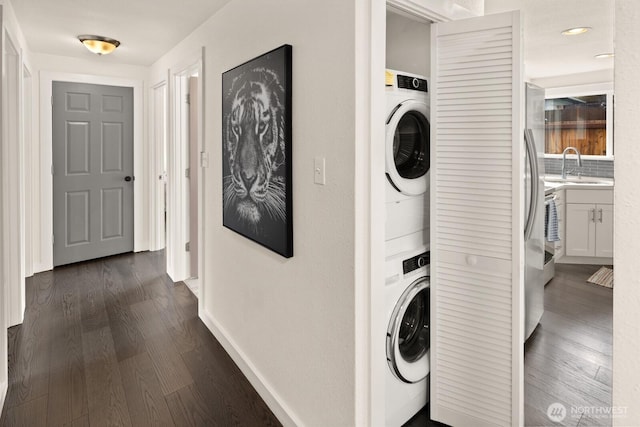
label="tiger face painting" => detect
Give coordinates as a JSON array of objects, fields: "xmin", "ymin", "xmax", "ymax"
[{"xmin": 223, "ymin": 67, "xmax": 287, "ymax": 230}]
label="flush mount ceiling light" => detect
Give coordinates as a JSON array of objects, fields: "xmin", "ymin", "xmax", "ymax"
[
  {"xmin": 78, "ymin": 35, "xmax": 120, "ymax": 55},
  {"xmin": 561, "ymin": 27, "xmax": 591, "ymax": 36},
  {"xmin": 594, "ymin": 52, "xmax": 615, "ymax": 59}
]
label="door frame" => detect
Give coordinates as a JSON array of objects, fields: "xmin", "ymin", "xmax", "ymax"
[
  {"xmin": 149, "ymin": 80, "xmax": 168, "ymax": 252},
  {"xmin": 363, "ymin": 3, "xmax": 523, "ymax": 425},
  {"xmin": 3, "ymin": 29, "xmax": 25, "ymax": 327},
  {"xmin": 23, "ymin": 64, "xmax": 33, "ymax": 279},
  {"xmin": 354, "ymin": 1, "xmax": 386, "ymax": 424},
  {"xmin": 164, "ymin": 48, "xmax": 203, "ymax": 291},
  {"xmin": 38, "ymin": 72, "xmax": 145, "ymax": 272}
]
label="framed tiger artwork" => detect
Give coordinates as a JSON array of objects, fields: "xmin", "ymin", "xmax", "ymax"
[{"xmin": 222, "ymin": 44, "xmax": 293, "ymax": 258}]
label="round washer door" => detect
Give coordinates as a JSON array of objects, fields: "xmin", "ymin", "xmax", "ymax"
[
  {"xmin": 385, "ymin": 100, "xmax": 430, "ymax": 196},
  {"xmin": 386, "ymin": 276, "xmax": 430, "ymax": 383}
]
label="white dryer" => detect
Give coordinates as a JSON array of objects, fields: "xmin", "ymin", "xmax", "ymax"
[
  {"xmin": 385, "ymin": 246, "xmax": 430, "ymax": 426},
  {"xmin": 385, "ymin": 70, "xmax": 431, "ymax": 255}
]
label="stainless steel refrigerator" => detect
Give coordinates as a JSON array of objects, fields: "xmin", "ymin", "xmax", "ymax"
[{"xmin": 524, "ymin": 83, "xmax": 545, "ymax": 341}]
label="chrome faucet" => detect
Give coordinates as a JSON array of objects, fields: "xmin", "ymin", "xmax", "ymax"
[{"xmin": 561, "ymin": 146, "xmax": 583, "ymax": 179}]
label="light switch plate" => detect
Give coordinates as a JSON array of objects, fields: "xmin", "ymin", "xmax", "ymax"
[{"xmin": 314, "ymin": 157, "xmax": 326, "ymax": 185}]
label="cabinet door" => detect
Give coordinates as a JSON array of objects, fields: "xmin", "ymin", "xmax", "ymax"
[
  {"xmin": 595, "ymin": 204, "xmax": 614, "ymax": 257},
  {"xmin": 565, "ymin": 203, "xmax": 596, "ymax": 257},
  {"xmin": 431, "ymin": 10, "xmax": 524, "ymax": 427}
]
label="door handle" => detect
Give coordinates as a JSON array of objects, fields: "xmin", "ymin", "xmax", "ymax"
[
  {"xmin": 598, "ymin": 208, "xmax": 603, "ymax": 223},
  {"xmin": 124, "ymin": 176, "xmax": 133, "ymax": 182},
  {"xmin": 591, "ymin": 208, "xmax": 596, "ymax": 223},
  {"xmin": 524, "ymin": 129, "xmax": 539, "ymax": 240}
]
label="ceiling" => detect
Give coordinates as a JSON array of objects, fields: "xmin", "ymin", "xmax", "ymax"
[
  {"xmin": 484, "ymin": 0, "xmax": 614, "ymax": 80},
  {"xmin": 10, "ymin": 0, "xmax": 614, "ymax": 76},
  {"xmin": 10, "ymin": 0, "xmax": 232, "ymax": 66}
]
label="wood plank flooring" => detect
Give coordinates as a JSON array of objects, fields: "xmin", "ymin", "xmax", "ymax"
[
  {"xmin": 404, "ymin": 263, "xmax": 613, "ymax": 427},
  {"xmin": 0, "ymin": 251, "xmax": 281, "ymax": 427},
  {"xmin": 0, "ymin": 252, "xmax": 614, "ymax": 427},
  {"xmin": 525, "ymin": 263, "xmax": 613, "ymax": 427}
]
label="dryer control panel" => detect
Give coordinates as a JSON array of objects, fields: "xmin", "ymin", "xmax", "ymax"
[
  {"xmin": 397, "ymin": 74, "xmax": 428, "ymax": 93},
  {"xmin": 403, "ymin": 251, "xmax": 430, "ymax": 275}
]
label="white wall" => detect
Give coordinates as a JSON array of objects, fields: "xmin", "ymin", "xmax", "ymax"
[
  {"xmin": 613, "ymin": 1, "xmax": 640, "ymax": 424},
  {"xmin": 150, "ymin": 0, "xmax": 358, "ymax": 425},
  {"xmin": 386, "ymin": 11, "xmax": 431, "ymax": 78},
  {"xmin": 0, "ymin": 0, "xmax": 33, "ymax": 406},
  {"xmin": 457, "ymin": 0, "xmax": 484, "ymax": 15},
  {"xmin": 31, "ymin": 53, "xmax": 149, "ymax": 81}
]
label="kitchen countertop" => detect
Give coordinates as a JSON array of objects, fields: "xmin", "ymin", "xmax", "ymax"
[{"xmin": 544, "ymin": 175, "xmax": 614, "ymax": 195}]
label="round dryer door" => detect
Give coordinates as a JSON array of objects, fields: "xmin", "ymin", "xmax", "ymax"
[
  {"xmin": 385, "ymin": 100, "xmax": 430, "ymax": 196},
  {"xmin": 387, "ymin": 276, "xmax": 430, "ymax": 383}
]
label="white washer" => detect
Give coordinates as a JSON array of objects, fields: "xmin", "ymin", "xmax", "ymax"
[
  {"xmin": 385, "ymin": 246, "xmax": 430, "ymax": 426},
  {"xmin": 385, "ymin": 70, "xmax": 431, "ymax": 255}
]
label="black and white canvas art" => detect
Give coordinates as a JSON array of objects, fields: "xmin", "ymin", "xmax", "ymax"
[{"xmin": 222, "ymin": 44, "xmax": 293, "ymax": 258}]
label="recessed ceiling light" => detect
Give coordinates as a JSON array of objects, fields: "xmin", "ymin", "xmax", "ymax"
[
  {"xmin": 561, "ymin": 27, "xmax": 591, "ymax": 36},
  {"xmin": 594, "ymin": 53, "xmax": 615, "ymax": 59},
  {"xmin": 78, "ymin": 35, "xmax": 120, "ymax": 55}
]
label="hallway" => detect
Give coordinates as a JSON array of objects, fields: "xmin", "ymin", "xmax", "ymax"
[{"xmin": 0, "ymin": 251, "xmax": 280, "ymax": 426}]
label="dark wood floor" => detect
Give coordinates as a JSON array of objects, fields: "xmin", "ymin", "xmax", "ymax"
[
  {"xmin": 404, "ymin": 263, "xmax": 613, "ymax": 427},
  {"xmin": 0, "ymin": 253, "xmax": 613, "ymax": 427},
  {"xmin": 525, "ymin": 263, "xmax": 612, "ymax": 427},
  {"xmin": 0, "ymin": 251, "xmax": 281, "ymax": 427}
]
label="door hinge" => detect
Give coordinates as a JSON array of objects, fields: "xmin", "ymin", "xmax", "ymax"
[
  {"xmin": 51, "ymin": 164, "xmax": 54, "ymax": 175},
  {"xmin": 52, "ymin": 235, "xmax": 55, "ymax": 244},
  {"xmin": 186, "ymin": 94, "xmax": 190, "ymax": 105},
  {"xmin": 51, "ymin": 95, "xmax": 53, "ymax": 106},
  {"xmin": 185, "ymin": 168, "xmax": 190, "ymax": 178},
  {"xmin": 200, "ymin": 151, "xmax": 209, "ymax": 168},
  {"xmin": 185, "ymin": 242, "xmax": 190, "ymax": 252}
]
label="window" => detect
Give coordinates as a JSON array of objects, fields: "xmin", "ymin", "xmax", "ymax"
[{"xmin": 544, "ymin": 85, "xmax": 614, "ymax": 158}]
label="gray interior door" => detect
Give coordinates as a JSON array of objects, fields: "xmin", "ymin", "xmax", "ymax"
[{"xmin": 53, "ymin": 81, "xmax": 134, "ymax": 266}]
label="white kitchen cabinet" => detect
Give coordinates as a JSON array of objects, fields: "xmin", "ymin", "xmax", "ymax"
[
  {"xmin": 595, "ymin": 204, "xmax": 614, "ymax": 257},
  {"xmin": 564, "ymin": 189, "xmax": 613, "ymax": 258},
  {"xmin": 565, "ymin": 203, "xmax": 596, "ymax": 256}
]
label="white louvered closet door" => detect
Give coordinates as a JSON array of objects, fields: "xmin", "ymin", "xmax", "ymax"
[{"xmin": 430, "ymin": 11, "xmax": 524, "ymax": 427}]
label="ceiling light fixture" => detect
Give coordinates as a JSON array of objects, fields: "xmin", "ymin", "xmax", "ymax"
[
  {"xmin": 78, "ymin": 35, "xmax": 120, "ymax": 55},
  {"xmin": 561, "ymin": 27, "xmax": 591, "ymax": 36},
  {"xmin": 594, "ymin": 52, "xmax": 615, "ymax": 59}
]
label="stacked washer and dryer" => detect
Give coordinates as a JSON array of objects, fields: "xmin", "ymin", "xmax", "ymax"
[{"xmin": 384, "ymin": 70, "xmax": 432, "ymax": 426}]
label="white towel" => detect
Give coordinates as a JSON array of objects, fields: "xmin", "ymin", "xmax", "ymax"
[{"xmin": 545, "ymin": 199, "xmax": 560, "ymax": 242}]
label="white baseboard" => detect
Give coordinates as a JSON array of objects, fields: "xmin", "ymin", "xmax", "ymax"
[
  {"xmin": 33, "ymin": 262, "xmax": 52, "ymax": 274},
  {"xmin": 183, "ymin": 278, "xmax": 199, "ymax": 298},
  {"xmin": 199, "ymin": 309, "xmax": 302, "ymax": 427},
  {"xmin": 556, "ymin": 256, "xmax": 613, "ymax": 265}
]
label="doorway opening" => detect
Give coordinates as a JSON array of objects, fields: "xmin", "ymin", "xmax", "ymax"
[
  {"xmin": 38, "ymin": 72, "xmax": 144, "ymax": 273},
  {"xmin": 165, "ymin": 54, "xmax": 202, "ymax": 296}
]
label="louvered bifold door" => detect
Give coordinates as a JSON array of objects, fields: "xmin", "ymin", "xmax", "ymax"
[{"xmin": 430, "ymin": 11, "xmax": 524, "ymax": 427}]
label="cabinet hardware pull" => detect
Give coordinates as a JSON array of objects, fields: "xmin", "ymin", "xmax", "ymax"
[
  {"xmin": 591, "ymin": 208, "xmax": 596, "ymax": 223},
  {"xmin": 599, "ymin": 208, "xmax": 603, "ymax": 223}
]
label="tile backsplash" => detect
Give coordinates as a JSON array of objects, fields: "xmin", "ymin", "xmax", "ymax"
[{"xmin": 544, "ymin": 157, "xmax": 614, "ymax": 179}]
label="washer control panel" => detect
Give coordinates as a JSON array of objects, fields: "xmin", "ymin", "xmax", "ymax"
[{"xmin": 403, "ymin": 251, "xmax": 430, "ymax": 275}]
